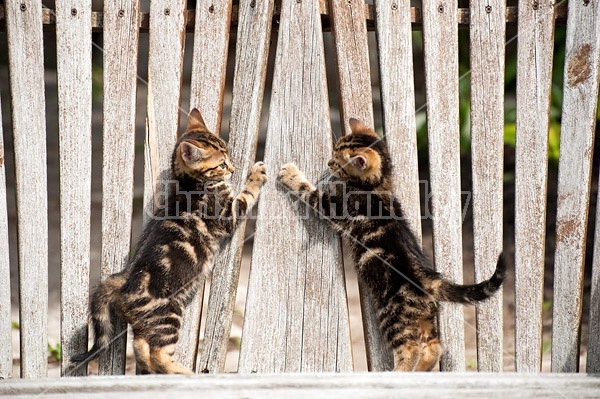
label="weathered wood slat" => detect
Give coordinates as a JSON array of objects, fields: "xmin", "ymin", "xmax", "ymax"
[
  {"xmin": 329, "ymin": 0, "xmax": 373, "ymax": 132},
  {"xmin": 186, "ymin": 0, "xmax": 235, "ymax": 376},
  {"xmin": 239, "ymin": 0, "xmax": 352, "ymax": 373},
  {"xmin": 513, "ymin": 0, "xmax": 555, "ymax": 373},
  {"xmin": 552, "ymin": 0, "xmax": 600, "ymax": 373},
  {"xmin": 98, "ymin": 0, "xmax": 140, "ymax": 375},
  {"xmin": 55, "ymin": 0, "xmax": 93, "ymax": 377},
  {"xmin": 1, "ymin": 373, "xmax": 599, "ymax": 398},
  {"xmin": 468, "ymin": 0, "xmax": 505, "ymax": 372},
  {"xmin": 421, "ymin": 0, "xmax": 464, "ymax": 371},
  {"xmin": 5, "ymin": 0, "xmax": 49, "ymax": 379},
  {"xmin": 329, "ymin": 0, "xmax": 386, "ymax": 373},
  {"xmin": 195, "ymin": 0, "xmax": 274, "ymax": 374},
  {"xmin": 591, "ymin": 201, "xmax": 600, "ymax": 372},
  {"xmin": 144, "ymin": 0, "xmax": 189, "ymax": 370},
  {"xmin": 0, "ymin": 92, "xmax": 11, "ymax": 379},
  {"xmin": 372, "ymin": 0, "xmax": 422, "ymax": 372}
]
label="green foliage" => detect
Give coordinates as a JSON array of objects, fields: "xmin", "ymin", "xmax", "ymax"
[
  {"xmin": 48, "ymin": 343, "xmax": 62, "ymax": 362},
  {"xmin": 11, "ymin": 321, "xmax": 19, "ymax": 330}
]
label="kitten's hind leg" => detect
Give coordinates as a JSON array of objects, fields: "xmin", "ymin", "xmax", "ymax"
[
  {"xmin": 392, "ymin": 339, "xmax": 422, "ymax": 371},
  {"xmin": 150, "ymin": 344, "xmax": 193, "ymax": 375},
  {"xmin": 414, "ymin": 318, "xmax": 442, "ymax": 371},
  {"xmin": 133, "ymin": 336, "xmax": 154, "ymax": 374}
]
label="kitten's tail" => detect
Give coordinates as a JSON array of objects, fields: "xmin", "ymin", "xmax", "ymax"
[
  {"xmin": 434, "ymin": 254, "xmax": 506, "ymax": 305},
  {"xmin": 71, "ymin": 273, "xmax": 126, "ymax": 364}
]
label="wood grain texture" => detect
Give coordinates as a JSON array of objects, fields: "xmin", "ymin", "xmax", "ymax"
[
  {"xmin": 329, "ymin": 0, "xmax": 385, "ymax": 373},
  {"xmin": 328, "ymin": 0, "xmax": 374, "ymax": 133},
  {"xmin": 0, "ymin": 92, "xmax": 11, "ymax": 379},
  {"xmin": 144, "ymin": 0, "xmax": 189, "ymax": 370},
  {"xmin": 421, "ymin": 0, "xmax": 464, "ymax": 371},
  {"xmin": 55, "ymin": 0, "xmax": 93, "ymax": 377},
  {"xmin": 372, "ymin": 0, "xmax": 422, "ymax": 372},
  {"xmin": 590, "ymin": 196, "xmax": 600, "ymax": 373},
  {"xmin": 468, "ymin": 0, "xmax": 505, "ymax": 372},
  {"xmin": 1, "ymin": 373, "xmax": 599, "ymax": 398},
  {"xmin": 5, "ymin": 0, "xmax": 49, "ymax": 379},
  {"xmin": 187, "ymin": 0, "xmax": 232, "ymax": 374},
  {"xmin": 513, "ymin": 0, "xmax": 554, "ymax": 373},
  {"xmin": 98, "ymin": 0, "xmax": 141, "ymax": 375},
  {"xmin": 189, "ymin": 0, "xmax": 232, "ymax": 134},
  {"xmin": 239, "ymin": 0, "xmax": 352, "ymax": 373},
  {"xmin": 552, "ymin": 0, "xmax": 600, "ymax": 373},
  {"xmin": 195, "ymin": 0, "xmax": 274, "ymax": 374}
]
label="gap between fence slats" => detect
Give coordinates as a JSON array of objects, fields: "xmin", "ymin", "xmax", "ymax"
[
  {"xmin": 552, "ymin": 0, "xmax": 600, "ymax": 373},
  {"xmin": 55, "ymin": 0, "xmax": 93, "ymax": 377},
  {"xmin": 97, "ymin": 0, "xmax": 141, "ymax": 375},
  {"xmin": 144, "ymin": 0, "xmax": 190, "ymax": 370},
  {"xmin": 513, "ymin": 0, "xmax": 555, "ymax": 373},
  {"xmin": 0, "ymin": 92, "xmax": 11, "ymax": 379},
  {"xmin": 5, "ymin": 0, "xmax": 49, "ymax": 379},
  {"xmin": 195, "ymin": 0, "xmax": 274, "ymax": 374},
  {"xmin": 421, "ymin": 0, "xmax": 464, "ymax": 371},
  {"xmin": 239, "ymin": 0, "xmax": 352, "ymax": 373},
  {"xmin": 469, "ymin": 0, "xmax": 505, "ymax": 372}
]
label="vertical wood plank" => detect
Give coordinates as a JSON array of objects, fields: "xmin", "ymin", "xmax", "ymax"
[
  {"xmin": 0, "ymin": 93, "xmax": 12, "ymax": 379},
  {"xmin": 590, "ymin": 204, "xmax": 600, "ymax": 372},
  {"xmin": 421, "ymin": 0, "xmax": 464, "ymax": 371},
  {"xmin": 373, "ymin": 0, "xmax": 422, "ymax": 371},
  {"xmin": 239, "ymin": 0, "xmax": 352, "ymax": 373},
  {"xmin": 98, "ymin": 0, "xmax": 140, "ymax": 375},
  {"xmin": 195, "ymin": 0, "xmax": 274, "ymax": 374},
  {"xmin": 187, "ymin": 0, "xmax": 232, "ymax": 374},
  {"xmin": 552, "ymin": 0, "xmax": 600, "ymax": 373},
  {"xmin": 469, "ymin": 0, "xmax": 505, "ymax": 372},
  {"xmin": 144, "ymin": 0, "xmax": 188, "ymax": 370},
  {"xmin": 5, "ymin": 0, "xmax": 49, "ymax": 379},
  {"xmin": 329, "ymin": 0, "xmax": 374, "ymax": 132},
  {"xmin": 55, "ymin": 0, "xmax": 92, "ymax": 377},
  {"xmin": 514, "ymin": 0, "xmax": 554, "ymax": 373}
]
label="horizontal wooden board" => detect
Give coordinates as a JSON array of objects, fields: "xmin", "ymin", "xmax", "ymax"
[{"xmin": 1, "ymin": 373, "xmax": 599, "ymax": 398}]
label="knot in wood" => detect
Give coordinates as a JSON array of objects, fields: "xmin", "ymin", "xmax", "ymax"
[
  {"xmin": 209, "ymin": 4, "xmax": 215, "ymax": 13},
  {"xmin": 20, "ymin": 3, "xmax": 26, "ymax": 12},
  {"xmin": 250, "ymin": 0, "xmax": 256, "ymax": 8},
  {"xmin": 583, "ymin": 0, "xmax": 590, "ymax": 6},
  {"xmin": 164, "ymin": 8, "xmax": 171, "ymax": 16},
  {"xmin": 485, "ymin": 5, "xmax": 492, "ymax": 13},
  {"xmin": 391, "ymin": 3, "xmax": 398, "ymax": 10},
  {"xmin": 71, "ymin": 8, "xmax": 78, "ymax": 16},
  {"xmin": 118, "ymin": 9, "xmax": 125, "ymax": 18},
  {"xmin": 438, "ymin": 4, "xmax": 444, "ymax": 13},
  {"xmin": 532, "ymin": 1, "xmax": 539, "ymax": 10},
  {"xmin": 296, "ymin": 0, "xmax": 302, "ymax": 3}
]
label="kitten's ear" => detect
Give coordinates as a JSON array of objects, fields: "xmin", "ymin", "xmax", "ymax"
[
  {"xmin": 348, "ymin": 118, "xmax": 378, "ymax": 137},
  {"xmin": 187, "ymin": 108, "xmax": 208, "ymax": 131},
  {"xmin": 349, "ymin": 155, "xmax": 368, "ymax": 170},
  {"xmin": 180, "ymin": 141, "xmax": 209, "ymax": 164}
]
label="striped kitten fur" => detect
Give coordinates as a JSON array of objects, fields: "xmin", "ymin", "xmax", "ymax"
[
  {"xmin": 72, "ymin": 109, "xmax": 267, "ymax": 374},
  {"xmin": 278, "ymin": 118, "xmax": 505, "ymax": 371}
]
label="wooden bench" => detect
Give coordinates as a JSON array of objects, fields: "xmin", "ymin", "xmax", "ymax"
[{"xmin": 0, "ymin": 0, "xmax": 599, "ymax": 396}]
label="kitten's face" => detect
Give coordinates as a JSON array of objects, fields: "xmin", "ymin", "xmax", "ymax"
[
  {"xmin": 328, "ymin": 119, "xmax": 383, "ymax": 185},
  {"xmin": 173, "ymin": 109, "xmax": 235, "ymax": 181}
]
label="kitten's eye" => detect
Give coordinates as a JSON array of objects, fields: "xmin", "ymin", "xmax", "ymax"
[{"xmin": 219, "ymin": 162, "xmax": 227, "ymax": 169}]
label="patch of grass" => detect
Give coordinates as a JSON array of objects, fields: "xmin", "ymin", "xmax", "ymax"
[
  {"xmin": 48, "ymin": 343, "xmax": 62, "ymax": 362},
  {"xmin": 11, "ymin": 321, "xmax": 19, "ymax": 330}
]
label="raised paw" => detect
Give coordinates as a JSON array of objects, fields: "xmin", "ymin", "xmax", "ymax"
[
  {"xmin": 247, "ymin": 161, "xmax": 268, "ymax": 186},
  {"xmin": 278, "ymin": 163, "xmax": 310, "ymax": 191}
]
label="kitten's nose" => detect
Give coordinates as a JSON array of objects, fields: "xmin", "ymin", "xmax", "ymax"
[{"xmin": 327, "ymin": 159, "xmax": 334, "ymax": 167}]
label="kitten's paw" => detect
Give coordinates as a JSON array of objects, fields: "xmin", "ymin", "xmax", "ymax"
[
  {"xmin": 278, "ymin": 163, "xmax": 308, "ymax": 191},
  {"xmin": 248, "ymin": 161, "xmax": 268, "ymax": 186}
]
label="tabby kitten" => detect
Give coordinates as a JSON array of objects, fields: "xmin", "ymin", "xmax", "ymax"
[
  {"xmin": 278, "ymin": 118, "xmax": 505, "ymax": 371},
  {"xmin": 72, "ymin": 109, "xmax": 267, "ymax": 374}
]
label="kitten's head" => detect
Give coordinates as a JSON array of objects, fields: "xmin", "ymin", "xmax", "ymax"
[
  {"xmin": 172, "ymin": 108, "xmax": 234, "ymax": 182},
  {"xmin": 328, "ymin": 119, "xmax": 391, "ymax": 186}
]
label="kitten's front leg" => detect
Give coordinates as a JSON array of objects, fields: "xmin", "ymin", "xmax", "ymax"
[
  {"xmin": 231, "ymin": 161, "xmax": 268, "ymax": 220},
  {"xmin": 278, "ymin": 163, "xmax": 331, "ymax": 215}
]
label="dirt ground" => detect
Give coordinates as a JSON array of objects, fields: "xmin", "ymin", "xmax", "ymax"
[{"xmin": 1, "ymin": 31, "xmax": 592, "ymax": 378}]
